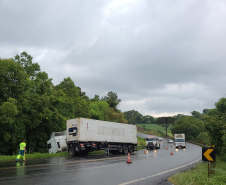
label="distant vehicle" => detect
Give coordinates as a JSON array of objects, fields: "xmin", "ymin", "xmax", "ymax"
[
  {"xmin": 168, "ymin": 139, "xmax": 173, "ymax": 143},
  {"xmin": 158, "ymin": 137, "xmax": 163, "ymax": 141},
  {"xmin": 174, "ymin": 133, "xmax": 186, "ymax": 148},
  {"xmin": 47, "ymin": 131, "xmax": 67, "ymax": 153},
  {"xmin": 146, "ymin": 136, "xmax": 160, "ymax": 150}
]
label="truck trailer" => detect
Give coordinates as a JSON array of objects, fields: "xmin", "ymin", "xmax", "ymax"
[
  {"xmin": 66, "ymin": 118, "xmax": 138, "ymax": 156},
  {"xmin": 174, "ymin": 133, "xmax": 186, "ymax": 148}
]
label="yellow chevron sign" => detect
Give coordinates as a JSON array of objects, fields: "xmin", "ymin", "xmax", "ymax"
[{"xmin": 202, "ymin": 148, "xmax": 215, "ymax": 162}]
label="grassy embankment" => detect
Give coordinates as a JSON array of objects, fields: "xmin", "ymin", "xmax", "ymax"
[
  {"xmin": 168, "ymin": 156, "xmax": 226, "ymax": 185},
  {"xmin": 0, "ymin": 151, "xmax": 70, "ymax": 162},
  {"xmin": 136, "ymin": 124, "xmax": 173, "ymax": 138}
]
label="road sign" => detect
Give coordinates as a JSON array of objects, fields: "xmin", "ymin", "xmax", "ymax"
[{"xmin": 202, "ymin": 147, "xmax": 215, "ymax": 162}]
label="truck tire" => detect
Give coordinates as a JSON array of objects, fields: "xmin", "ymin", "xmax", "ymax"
[
  {"xmin": 75, "ymin": 144, "xmax": 81, "ymax": 155},
  {"xmin": 128, "ymin": 145, "xmax": 133, "ymax": 153},
  {"xmin": 118, "ymin": 145, "xmax": 123, "ymax": 154},
  {"xmin": 69, "ymin": 146, "xmax": 76, "ymax": 156},
  {"xmin": 123, "ymin": 146, "xmax": 128, "ymax": 154}
]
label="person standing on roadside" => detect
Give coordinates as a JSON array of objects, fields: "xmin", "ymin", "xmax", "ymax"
[
  {"xmin": 16, "ymin": 139, "xmax": 26, "ymax": 162},
  {"xmin": 102, "ymin": 140, "xmax": 110, "ymax": 155}
]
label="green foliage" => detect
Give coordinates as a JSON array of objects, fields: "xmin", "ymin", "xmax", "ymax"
[
  {"xmin": 0, "ymin": 53, "xmax": 130, "ymax": 155},
  {"xmin": 89, "ymin": 101, "xmax": 109, "ymax": 120},
  {"xmin": 104, "ymin": 107, "xmax": 127, "ymax": 123},
  {"xmin": 191, "ymin": 110, "xmax": 202, "ymax": 119},
  {"xmin": 124, "ymin": 110, "xmax": 143, "ymax": 124},
  {"xmin": 101, "ymin": 91, "xmax": 121, "ymax": 110},
  {"xmin": 203, "ymin": 109, "xmax": 209, "ymax": 114},
  {"xmin": 137, "ymin": 124, "xmax": 172, "ymax": 131},
  {"xmin": 157, "ymin": 117, "xmax": 175, "ymax": 138},
  {"xmin": 171, "ymin": 116, "xmax": 204, "ymax": 141},
  {"xmin": 196, "ymin": 132, "xmax": 210, "ymax": 144},
  {"xmin": 203, "ymin": 97, "xmax": 226, "ymax": 158}
]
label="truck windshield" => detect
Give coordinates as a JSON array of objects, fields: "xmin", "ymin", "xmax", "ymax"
[
  {"xmin": 146, "ymin": 138, "xmax": 155, "ymax": 141},
  {"xmin": 175, "ymin": 139, "xmax": 185, "ymax": 142}
]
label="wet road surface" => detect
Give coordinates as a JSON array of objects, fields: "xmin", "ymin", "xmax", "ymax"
[{"xmin": 0, "ymin": 135, "xmax": 202, "ymax": 185}]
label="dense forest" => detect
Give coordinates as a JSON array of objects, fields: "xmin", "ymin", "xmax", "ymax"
[{"xmin": 0, "ymin": 52, "xmax": 225, "ymax": 160}]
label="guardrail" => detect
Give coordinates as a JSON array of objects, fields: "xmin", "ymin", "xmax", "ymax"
[{"xmin": 187, "ymin": 141, "xmax": 210, "ymax": 148}]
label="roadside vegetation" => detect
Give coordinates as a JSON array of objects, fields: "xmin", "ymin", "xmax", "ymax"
[
  {"xmin": 0, "ymin": 151, "xmax": 70, "ymax": 162},
  {"xmin": 137, "ymin": 137, "xmax": 146, "ymax": 150},
  {"xmin": 168, "ymin": 156, "xmax": 226, "ymax": 185}
]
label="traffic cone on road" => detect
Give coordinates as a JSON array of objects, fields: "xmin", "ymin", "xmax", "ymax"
[
  {"xmin": 127, "ymin": 152, "xmax": 132, "ymax": 163},
  {"xmin": 170, "ymin": 148, "xmax": 173, "ymax": 155},
  {"xmin": 166, "ymin": 145, "xmax": 168, "ymax": 150}
]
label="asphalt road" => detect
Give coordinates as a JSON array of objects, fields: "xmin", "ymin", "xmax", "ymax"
[{"xmin": 0, "ymin": 134, "xmax": 202, "ymax": 185}]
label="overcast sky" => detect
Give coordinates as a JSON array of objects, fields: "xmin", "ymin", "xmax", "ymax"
[{"xmin": 1, "ymin": 0, "xmax": 226, "ymax": 117}]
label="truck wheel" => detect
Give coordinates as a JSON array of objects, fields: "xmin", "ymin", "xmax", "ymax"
[
  {"xmin": 69, "ymin": 146, "xmax": 76, "ymax": 156},
  {"xmin": 118, "ymin": 145, "xmax": 123, "ymax": 154},
  {"xmin": 128, "ymin": 145, "xmax": 133, "ymax": 153},
  {"xmin": 123, "ymin": 146, "xmax": 128, "ymax": 154}
]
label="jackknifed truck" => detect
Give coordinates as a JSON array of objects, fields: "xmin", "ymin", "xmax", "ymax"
[{"xmin": 67, "ymin": 118, "xmax": 138, "ymax": 156}]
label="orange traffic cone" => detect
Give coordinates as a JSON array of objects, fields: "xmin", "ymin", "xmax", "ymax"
[
  {"xmin": 170, "ymin": 149, "xmax": 173, "ymax": 155},
  {"xmin": 166, "ymin": 145, "xmax": 168, "ymax": 150},
  {"xmin": 127, "ymin": 152, "xmax": 132, "ymax": 163}
]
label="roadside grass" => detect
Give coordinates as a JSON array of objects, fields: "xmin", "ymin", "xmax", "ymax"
[
  {"xmin": 168, "ymin": 156, "xmax": 226, "ymax": 185},
  {"xmin": 137, "ymin": 125, "xmax": 173, "ymax": 139},
  {"xmin": 137, "ymin": 136, "xmax": 146, "ymax": 150},
  {"xmin": 0, "ymin": 151, "xmax": 70, "ymax": 162},
  {"xmin": 137, "ymin": 124, "xmax": 172, "ymax": 131}
]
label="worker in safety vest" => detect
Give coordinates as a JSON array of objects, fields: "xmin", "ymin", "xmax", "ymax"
[{"xmin": 16, "ymin": 140, "xmax": 26, "ymax": 162}]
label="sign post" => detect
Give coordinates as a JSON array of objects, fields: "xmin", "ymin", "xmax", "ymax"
[{"xmin": 202, "ymin": 147, "xmax": 216, "ymax": 178}]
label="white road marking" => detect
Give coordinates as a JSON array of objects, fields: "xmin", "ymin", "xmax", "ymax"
[{"xmin": 118, "ymin": 158, "xmax": 202, "ymax": 185}]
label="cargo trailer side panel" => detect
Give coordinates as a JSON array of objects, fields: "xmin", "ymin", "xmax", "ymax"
[{"xmin": 67, "ymin": 118, "xmax": 137, "ymax": 144}]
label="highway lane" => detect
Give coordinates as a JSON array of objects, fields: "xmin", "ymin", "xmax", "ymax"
[{"xmin": 0, "ymin": 136, "xmax": 202, "ymax": 185}]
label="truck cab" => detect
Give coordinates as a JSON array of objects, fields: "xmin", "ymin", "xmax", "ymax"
[
  {"xmin": 174, "ymin": 133, "xmax": 186, "ymax": 148},
  {"xmin": 146, "ymin": 136, "xmax": 160, "ymax": 150}
]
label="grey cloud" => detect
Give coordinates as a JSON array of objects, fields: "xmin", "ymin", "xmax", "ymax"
[{"xmin": 1, "ymin": 0, "xmax": 226, "ymax": 116}]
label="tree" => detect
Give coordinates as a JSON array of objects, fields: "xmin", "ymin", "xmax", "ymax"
[
  {"xmin": 141, "ymin": 115, "xmax": 154, "ymax": 124},
  {"xmin": 102, "ymin": 91, "xmax": 121, "ymax": 110},
  {"xmin": 157, "ymin": 117, "xmax": 175, "ymax": 138},
  {"xmin": 203, "ymin": 109, "xmax": 209, "ymax": 114},
  {"xmin": 0, "ymin": 98, "xmax": 20, "ymax": 154},
  {"xmin": 104, "ymin": 107, "xmax": 127, "ymax": 123},
  {"xmin": 191, "ymin": 111, "xmax": 202, "ymax": 119},
  {"xmin": 171, "ymin": 116, "xmax": 204, "ymax": 141},
  {"xmin": 124, "ymin": 110, "xmax": 143, "ymax": 124},
  {"xmin": 89, "ymin": 101, "xmax": 109, "ymax": 120}
]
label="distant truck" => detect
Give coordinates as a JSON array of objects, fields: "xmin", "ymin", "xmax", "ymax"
[
  {"xmin": 66, "ymin": 118, "xmax": 138, "ymax": 156},
  {"xmin": 174, "ymin": 133, "xmax": 186, "ymax": 148},
  {"xmin": 47, "ymin": 131, "xmax": 68, "ymax": 153},
  {"xmin": 145, "ymin": 136, "xmax": 161, "ymax": 150}
]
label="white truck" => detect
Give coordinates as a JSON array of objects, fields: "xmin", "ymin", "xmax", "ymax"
[
  {"xmin": 66, "ymin": 118, "xmax": 138, "ymax": 156},
  {"xmin": 174, "ymin": 133, "xmax": 186, "ymax": 148},
  {"xmin": 145, "ymin": 136, "xmax": 161, "ymax": 150},
  {"xmin": 47, "ymin": 131, "xmax": 68, "ymax": 153}
]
